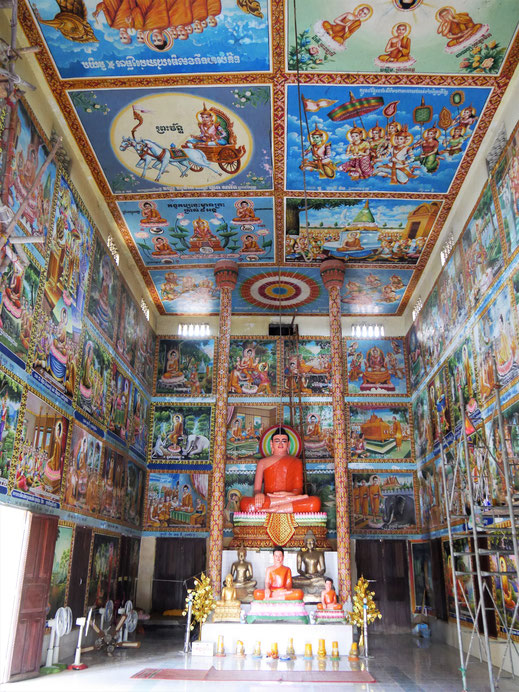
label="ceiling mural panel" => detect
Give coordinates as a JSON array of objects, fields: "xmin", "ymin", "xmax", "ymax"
[
  {"xmin": 286, "ymin": 83, "xmax": 492, "ymax": 193},
  {"xmin": 30, "ymin": 0, "xmax": 272, "ymax": 78},
  {"xmin": 16, "ymin": 0, "xmax": 519, "ymax": 317},
  {"xmin": 285, "ymin": 197, "xmax": 442, "ymax": 265},
  {"xmin": 118, "ymin": 196, "xmax": 275, "ymax": 267},
  {"xmin": 68, "ymin": 85, "xmax": 273, "ymax": 194},
  {"xmin": 287, "ymin": 0, "xmax": 518, "ymax": 76}
]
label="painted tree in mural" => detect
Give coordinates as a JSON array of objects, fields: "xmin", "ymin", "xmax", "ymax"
[{"xmin": 286, "ymin": 199, "xmax": 358, "ymax": 235}]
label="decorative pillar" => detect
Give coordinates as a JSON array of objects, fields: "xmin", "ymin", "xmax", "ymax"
[
  {"xmin": 320, "ymin": 258, "xmax": 351, "ymax": 601},
  {"xmin": 208, "ymin": 260, "xmax": 238, "ymax": 596}
]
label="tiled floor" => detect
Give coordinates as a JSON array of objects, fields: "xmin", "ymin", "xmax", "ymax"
[{"xmin": 1, "ymin": 628, "xmax": 517, "ymax": 691}]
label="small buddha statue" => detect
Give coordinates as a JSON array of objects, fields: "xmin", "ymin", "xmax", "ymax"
[
  {"xmin": 213, "ymin": 574, "xmax": 242, "ymax": 622},
  {"xmin": 253, "ymin": 546, "xmax": 304, "ymax": 601},
  {"xmin": 292, "ymin": 530, "xmax": 326, "ymax": 597},
  {"xmin": 317, "ymin": 578, "xmax": 343, "ymax": 611},
  {"xmin": 230, "ymin": 546, "xmax": 257, "ymax": 602}
]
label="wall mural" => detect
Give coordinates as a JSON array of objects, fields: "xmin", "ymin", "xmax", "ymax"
[
  {"xmin": 436, "ymin": 243, "xmax": 467, "ymax": 347},
  {"xmin": 146, "ymin": 470, "xmax": 208, "ymax": 529},
  {"xmin": 413, "ymin": 387, "xmax": 433, "ymax": 460},
  {"xmin": 0, "ymin": 247, "xmax": 43, "ymax": 365},
  {"xmin": 125, "ymin": 459, "xmax": 145, "ymax": 527},
  {"xmin": 31, "ymin": 176, "xmax": 93, "ymax": 399},
  {"xmin": 346, "ymin": 337, "xmax": 408, "ymax": 395},
  {"xmin": 119, "ymin": 197, "xmax": 274, "ymax": 267},
  {"xmin": 48, "ymin": 523, "xmax": 73, "ymax": 617},
  {"xmin": 349, "ymin": 403, "xmax": 412, "ymax": 460},
  {"xmin": 287, "ymin": 0, "xmax": 517, "ymax": 76},
  {"xmin": 418, "ymin": 460, "xmax": 441, "ymax": 531},
  {"xmin": 350, "ymin": 470, "xmax": 418, "ymax": 533},
  {"xmin": 283, "ymin": 403, "xmax": 334, "ymax": 460},
  {"xmin": 443, "ymin": 537, "xmax": 475, "ymax": 624},
  {"xmin": 0, "ymin": 369, "xmax": 23, "ymax": 493},
  {"xmin": 108, "ymin": 363, "xmax": 131, "ymax": 443},
  {"xmin": 62, "ymin": 423, "xmax": 103, "ymax": 516},
  {"xmin": 150, "ymin": 404, "xmax": 212, "ymax": 462},
  {"xmin": 69, "ymin": 86, "xmax": 273, "ymax": 193},
  {"xmin": 340, "ymin": 267, "xmax": 412, "ymax": 314},
  {"xmin": 86, "ymin": 532, "xmax": 119, "ymax": 608},
  {"xmin": 87, "ymin": 234, "xmax": 121, "ymax": 344},
  {"xmin": 446, "ymin": 336, "xmax": 482, "ymax": 439},
  {"xmin": 285, "ymin": 198, "xmax": 441, "ymax": 265},
  {"xmin": 31, "ymin": 0, "xmax": 271, "ymax": 79},
  {"xmin": 1, "ymin": 99, "xmax": 57, "ymax": 242},
  {"xmin": 99, "ymin": 445, "xmax": 126, "ymax": 521},
  {"xmin": 226, "ymin": 403, "xmax": 278, "ymax": 461},
  {"xmin": 409, "ymin": 541, "xmax": 435, "ymax": 615},
  {"xmin": 155, "ymin": 337, "xmax": 214, "ymax": 396},
  {"xmin": 228, "ymin": 338, "xmax": 278, "ymax": 396},
  {"xmin": 11, "ymin": 390, "xmax": 69, "ymax": 508},
  {"xmin": 484, "ymin": 397, "xmax": 519, "ymax": 506},
  {"xmin": 495, "ymin": 127, "xmax": 519, "ymax": 258},
  {"xmin": 489, "ymin": 532, "xmax": 519, "ymax": 640},
  {"xmin": 286, "ymin": 84, "xmax": 491, "ymax": 193},
  {"xmin": 428, "ymin": 365, "xmax": 454, "ymax": 452},
  {"xmin": 129, "ymin": 386, "xmax": 149, "ymax": 460},
  {"xmin": 282, "ymin": 338, "xmax": 331, "ymax": 396},
  {"xmin": 151, "ymin": 267, "xmax": 219, "ymax": 314},
  {"xmin": 76, "ymin": 329, "xmax": 112, "ymax": 428}
]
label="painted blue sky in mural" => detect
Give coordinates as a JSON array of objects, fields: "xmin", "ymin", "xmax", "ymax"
[
  {"xmin": 118, "ymin": 196, "xmax": 274, "ymax": 267},
  {"xmin": 150, "ymin": 268, "xmax": 219, "ymax": 314},
  {"xmin": 341, "ymin": 267, "xmax": 412, "ymax": 314},
  {"xmin": 69, "ymin": 85, "xmax": 273, "ymax": 194},
  {"xmin": 285, "ymin": 84, "xmax": 492, "ymax": 193},
  {"xmin": 31, "ymin": 0, "xmax": 271, "ymax": 78}
]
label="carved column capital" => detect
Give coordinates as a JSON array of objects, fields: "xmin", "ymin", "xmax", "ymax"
[
  {"xmin": 320, "ymin": 258, "xmax": 346, "ymax": 292},
  {"xmin": 214, "ymin": 260, "xmax": 239, "ymax": 290}
]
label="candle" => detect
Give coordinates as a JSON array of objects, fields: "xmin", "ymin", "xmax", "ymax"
[
  {"xmin": 331, "ymin": 641, "xmax": 339, "ymax": 659},
  {"xmin": 304, "ymin": 642, "xmax": 313, "ymax": 659},
  {"xmin": 318, "ymin": 638, "xmax": 326, "ymax": 658}
]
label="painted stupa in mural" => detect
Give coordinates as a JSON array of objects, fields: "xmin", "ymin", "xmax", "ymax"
[{"xmin": 323, "ymin": 201, "xmax": 382, "ymax": 259}]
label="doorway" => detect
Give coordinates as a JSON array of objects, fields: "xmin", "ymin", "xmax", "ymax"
[{"xmin": 152, "ymin": 538, "xmax": 206, "ymax": 614}]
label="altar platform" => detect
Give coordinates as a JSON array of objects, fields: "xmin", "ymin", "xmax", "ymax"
[{"xmin": 201, "ymin": 620, "xmax": 352, "ymax": 657}]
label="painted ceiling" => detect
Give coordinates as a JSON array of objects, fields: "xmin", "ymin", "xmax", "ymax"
[{"xmin": 17, "ymin": 0, "xmax": 519, "ymax": 316}]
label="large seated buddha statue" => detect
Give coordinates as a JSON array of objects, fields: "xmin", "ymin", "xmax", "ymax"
[
  {"xmin": 239, "ymin": 428, "xmax": 321, "ymax": 514},
  {"xmin": 253, "ymin": 546, "xmax": 304, "ymax": 601}
]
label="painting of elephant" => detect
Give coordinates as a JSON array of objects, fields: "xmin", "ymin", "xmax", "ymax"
[
  {"xmin": 352, "ymin": 471, "xmax": 417, "ymax": 532},
  {"xmin": 382, "ymin": 494, "xmax": 416, "ymax": 529}
]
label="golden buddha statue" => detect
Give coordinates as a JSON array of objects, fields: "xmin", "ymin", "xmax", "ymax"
[
  {"xmin": 230, "ymin": 546, "xmax": 256, "ymax": 602},
  {"xmin": 213, "ymin": 574, "xmax": 242, "ymax": 622},
  {"xmin": 292, "ymin": 530, "xmax": 326, "ymax": 597}
]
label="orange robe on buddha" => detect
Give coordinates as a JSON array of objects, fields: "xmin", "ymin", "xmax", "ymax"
[
  {"xmin": 317, "ymin": 589, "xmax": 343, "ymax": 611},
  {"xmin": 253, "ymin": 565, "xmax": 304, "ymax": 601},
  {"xmin": 239, "ymin": 455, "xmax": 321, "ymax": 513}
]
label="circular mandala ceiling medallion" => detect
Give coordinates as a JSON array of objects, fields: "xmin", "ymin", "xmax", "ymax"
[{"xmin": 240, "ymin": 272, "xmax": 320, "ymax": 310}]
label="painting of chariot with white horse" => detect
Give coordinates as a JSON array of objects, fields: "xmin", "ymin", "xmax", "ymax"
[{"xmin": 70, "ymin": 86, "xmax": 273, "ymax": 193}]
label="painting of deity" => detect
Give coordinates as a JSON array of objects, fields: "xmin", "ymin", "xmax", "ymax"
[
  {"xmin": 229, "ymin": 339, "xmax": 278, "ymax": 396},
  {"xmin": 226, "ymin": 404, "xmax": 278, "ymax": 461},
  {"xmin": 86, "ymin": 533, "xmax": 119, "ymax": 608},
  {"xmin": 408, "ymin": 320, "xmax": 426, "ymax": 391},
  {"xmin": 0, "ymin": 247, "xmax": 42, "ymax": 364},
  {"xmin": 437, "ymin": 243, "xmax": 467, "ymax": 345},
  {"xmin": 282, "ymin": 338, "xmax": 331, "ymax": 396},
  {"xmin": 349, "ymin": 404, "xmax": 412, "ymax": 460},
  {"xmin": 484, "ymin": 399, "xmax": 519, "ymax": 506},
  {"xmin": 446, "ymin": 337, "xmax": 482, "ymax": 440},
  {"xmin": 1, "ymin": 99, "xmax": 57, "ymax": 241},
  {"xmin": 494, "ymin": 128, "xmax": 519, "ymax": 257},
  {"xmin": 473, "ymin": 283, "xmax": 519, "ymax": 402},
  {"xmin": 115, "ymin": 283, "xmax": 140, "ymax": 369},
  {"xmin": 156, "ymin": 338, "xmax": 214, "ymax": 396},
  {"xmin": 346, "ymin": 338, "xmax": 408, "ymax": 395},
  {"xmin": 120, "ymin": 197, "xmax": 274, "ymax": 267},
  {"xmin": 418, "ymin": 462, "xmax": 441, "ymax": 532},
  {"xmin": 31, "ymin": 176, "xmax": 93, "ymax": 398},
  {"xmin": 107, "ymin": 364, "xmax": 131, "ymax": 443},
  {"xmin": 134, "ymin": 309, "xmax": 156, "ymax": 388},
  {"xmin": 285, "ymin": 198, "xmax": 440, "ymax": 265},
  {"xmin": 76, "ymin": 330, "xmax": 112, "ymax": 427},
  {"xmin": 462, "ymin": 183, "xmax": 504, "ymax": 309},
  {"xmin": 287, "ymin": 1, "xmax": 516, "ymax": 76},
  {"xmin": 48, "ymin": 524, "xmax": 73, "ymax": 617},
  {"xmin": 412, "ymin": 387, "xmax": 433, "ymax": 461},
  {"xmin": 428, "ymin": 366, "xmax": 454, "ymax": 453},
  {"xmin": 31, "ymin": 0, "xmax": 271, "ymax": 79},
  {"xmin": 86, "ymin": 235, "xmax": 121, "ymax": 342},
  {"xmin": 286, "ymin": 84, "xmax": 491, "ymax": 194},
  {"xmin": 62, "ymin": 424, "xmax": 103, "ymax": 516},
  {"xmin": 419, "ymin": 286, "xmax": 445, "ymax": 373},
  {"xmin": 442, "ymin": 538, "xmax": 476, "ymax": 624},
  {"xmin": 11, "ymin": 391, "xmax": 69, "ymax": 507},
  {"xmin": 0, "ymin": 370, "xmax": 23, "ymax": 490},
  {"xmin": 69, "ymin": 86, "xmax": 273, "ymax": 194},
  {"xmin": 129, "ymin": 386, "xmax": 150, "ymax": 459},
  {"xmin": 410, "ymin": 541, "xmax": 435, "ymax": 615},
  {"xmin": 125, "ymin": 460, "xmax": 145, "ymax": 527},
  {"xmin": 340, "ymin": 268, "xmax": 411, "ymax": 314},
  {"xmin": 351, "ymin": 471, "xmax": 417, "ymax": 533},
  {"xmin": 150, "ymin": 405, "xmax": 212, "ymax": 462},
  {"xmin": 489, "ymin": 533, "xmax": 519, "ymax": 640},
  {"xmin": 151, "ymin": 268, "xmax": 219, "ymax": 314},
  {"xmin": 99, "ymin": 446, "xmax": 126, "ymax": 521},
  {"xmin": 283, "ymin": 404, "xmax": 334, "ymax": 460},
  {"xmin": 146, "ymin": 471, "xmax": 208, "ymax": 529}
]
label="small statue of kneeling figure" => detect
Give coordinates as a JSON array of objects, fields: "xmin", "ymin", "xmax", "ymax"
[
  {"xmin": 317, "ymin": 577, "xmax": 343, "ymax": 611},
  {"xmin": 213, "ymin": 574, "xmax": 242, "ymax": 622}
]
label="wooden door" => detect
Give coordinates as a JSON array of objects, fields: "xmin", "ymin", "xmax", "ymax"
[
  {"xmin": 67, "ymin": 526, "xmax": 92, "ymax": 620},
  {"xmin": 152, "ymin": 538, "xmax": 206, "ymax": 613},
  {"xmin": 9, "ymin": 514, "xmax": 58, "ymax": 681},
  {"xmin": 355, "ymin": 539, "xmax": 411, "ymax": 633},
  {"xmin": 117, "ymin": 536, "xmax": 140, "ymax": 605}
]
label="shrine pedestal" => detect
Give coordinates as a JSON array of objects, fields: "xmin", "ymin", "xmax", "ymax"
[
  {"xmin": 230, "ymin": 512, "xmax": 329, "ymax": 549},
  {"xmin": 201, "ymin": 620, "xmax": 352, "ymax": 657}
]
